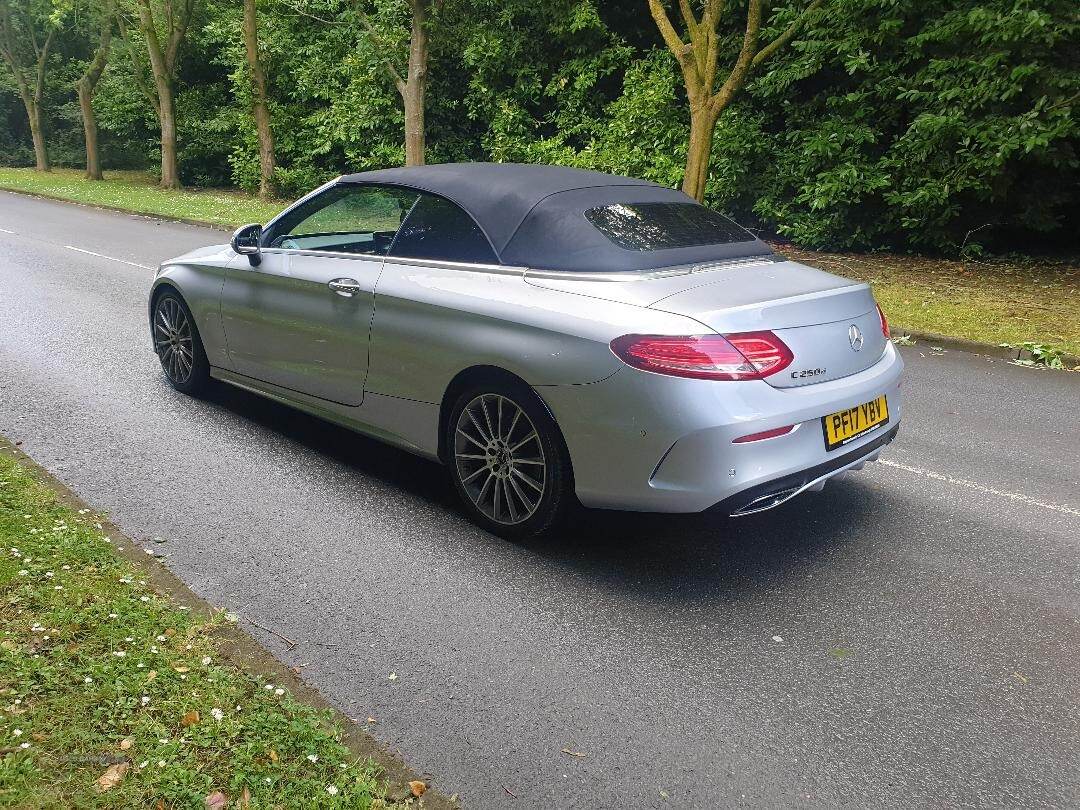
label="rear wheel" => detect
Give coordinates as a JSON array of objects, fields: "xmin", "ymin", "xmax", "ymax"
[
  {"xmin": 447, "ymin": 382, "xmax": 571, "ymax": 539},
  {"xmin": 152, "ymin": 290, "xmax": 210, "ymax": 396}
]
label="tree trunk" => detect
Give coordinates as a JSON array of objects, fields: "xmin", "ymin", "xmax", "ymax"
[
  {"xmin": 156, "ymin": 78, "xmax": 179, "ymax": 189},
  {"xmin": 402, "ymin": 0, "xmax": 427, "ymax": 166},
  {"xmin": 77, "ymin": 81, "xmax": 102, "ymax": 179},
  {"xmin": 78, "ymin": 8, "xmax": 111, "ymax": 181},
  {"xmin": 242, "ymin": 0, "xmax": 275, "ymax": 199},
  {"xmin": 682, "ymin": 105, "xmax": 717, "ymax": 202},
  {"xmin": 23, "ymin": 96, "xmax": 48, "ymax": 171}
]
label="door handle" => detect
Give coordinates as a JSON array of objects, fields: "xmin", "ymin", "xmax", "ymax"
[{"xmin": 328, "ymin": 278, "xmax": 362, "ymax": 297}]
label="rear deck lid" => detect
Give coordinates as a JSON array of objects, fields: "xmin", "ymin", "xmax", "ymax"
[{"xmin": 647, "ymin": 267, "xmax": 885, "ymax": 387}]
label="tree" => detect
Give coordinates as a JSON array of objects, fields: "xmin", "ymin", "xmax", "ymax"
[
  {"xmin": 122, "ymin": 0, "xmax": 195, "ymax": 187},
  {"xmin": 76, "ymin": 0, "xmax": 113, "ymax": 179},
  {"xmin": 648, "ymin": 0, "xmax": 824, "ymax": 202},
  {"xmin": 0, "ymin": 0, "xmax": 58, "ymax": 170},
  {"xmin": 241, "ymin": 0, "xmax": 274, "ymax": 196}
]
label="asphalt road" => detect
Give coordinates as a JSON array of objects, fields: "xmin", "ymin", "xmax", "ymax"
[{"xmin": 2, "ymin": 191, "xmax": 1078, "ymax": 809}]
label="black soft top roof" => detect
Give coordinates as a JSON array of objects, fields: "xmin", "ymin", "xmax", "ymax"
[{"xmin": 339, "ymin": 162, "xmax": 773, "ymax": 272}]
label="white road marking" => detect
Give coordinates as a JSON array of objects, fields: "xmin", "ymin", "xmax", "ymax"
[
  {"xmin": 878, "ymin": 458, "xmax": 1080, "ymax": 518},
  {"xmin": 64, "ymin": 245, "xmax": 153, "ymax": 270},
  {"xmin": 0, "ymin": 227, "xmax": 14, "ymax": 233}
]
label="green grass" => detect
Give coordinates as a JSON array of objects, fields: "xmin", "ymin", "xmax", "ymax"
[
  {"xmin": 0, "ymin": 168, "xmax": 283, "ymax": 228},
  {"xmin": 1, "ymin": 166, "xmax": 1076, "ymax": 357},
  {"xmin": 0, "ymin": 453, "xmax": 412, "ymax": 808}
]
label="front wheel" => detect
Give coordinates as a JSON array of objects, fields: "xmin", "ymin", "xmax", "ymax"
[
  {"xmin": 447, "ymin": 383, "xmax": 572, "ymax": 539},
  {"xmin": 152, "ymin": 289, "xmax": 210, "ymax": 396}
]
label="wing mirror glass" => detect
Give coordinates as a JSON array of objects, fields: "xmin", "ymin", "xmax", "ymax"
[{"xmin": 231, "ymin": 223, "xmax": 262, "ymax": 266}]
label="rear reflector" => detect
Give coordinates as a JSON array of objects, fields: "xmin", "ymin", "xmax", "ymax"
[
  {"xmin": 609, "ymin": 332, "xmax": 793, "ymax": 381},
  {"xmin": 732, "ymin": 424, "xmax": 796, "ymax": 444}
]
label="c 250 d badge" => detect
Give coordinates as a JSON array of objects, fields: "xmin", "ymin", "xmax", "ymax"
[{"xmin": 791, "ymin": 367, "xmax": 827, "ymax": 379}]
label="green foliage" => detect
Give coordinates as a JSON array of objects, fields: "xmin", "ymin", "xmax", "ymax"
[{"xmin": 1, "ymin": 0, "xmax": 1077, "ymax": 253}]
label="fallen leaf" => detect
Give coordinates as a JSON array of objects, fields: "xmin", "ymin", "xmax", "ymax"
[
  {"xmin": 366, "ymin": 717, "xmax": 376, "ymax": 724},
  {"xmin": 96, "ymin": 762, "xmax": 129, "ymax": 791},
  {"xmin": 388, "ymin": 672, "xmax": 397, "ymax": 681},
  {"xmin": 561, "ymin": 748, "xmax": 587, "ymax": 758},
  {"xmin": 409, "ymin": 780, "xmax": 427, "ymax": 797},
  {"xmin": 119, "ymin": 738, "xmax": 134, "ymax": 751},
  {"xmin": 146, "ymin": 670, "xmax": 157, "ymax": 682},
  {"xmin": 204, "ymin": 790, "xmax": 227, "ymax": 810},
  {"xmin": 164, "ymin": 628, "xmax": 176, "ymax": 638},
  {"xmin": 174, "ymin": 666, "xmax": 190, "ymax": 674},
  {"xmin": 240, "ymin": 785, "xmax": 251, "ymax": 809},
  {"xmin": 1012, "ymin": 672, "xmax": 1029, "ymax": 684},
  {"xmin": 268, "ymin": 748, "xmax": 278, "ymax": 763},
  {"xmin": 181, "ymin": 710, "xmax": 200, "ymax": 728},
  {"xmin": 31, "ymin": 732, "xmax": 46, "ymax": 742}
]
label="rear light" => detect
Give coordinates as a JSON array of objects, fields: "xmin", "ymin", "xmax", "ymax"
[
  {"xmin": 876, "ymin": 303, "xmax": 890, "ymax": 339},
  {"xmin": 732, "ymin": 424, "xmax": 795, "ymax": 444},
  {"xmin": 609, "ymin": 332, "xmax": 793, "ymax": 381}
]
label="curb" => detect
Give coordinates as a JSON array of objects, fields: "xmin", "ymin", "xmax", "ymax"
[
  {"xmin": 891, "ymin": 326, "xmax": 1080, "ymax": 368},
  {"xmin": 0, "ymin": 438, "xmax": 458, "ymax": 809}
]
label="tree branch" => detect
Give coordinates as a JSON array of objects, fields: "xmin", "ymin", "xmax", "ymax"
[
  {"xmin": 752, "ymin": 0, "xmax": 824, "ymax": 68},
  {"xmin": 647, "ymin": 0, "xmax": 688, "ymax": 61}
]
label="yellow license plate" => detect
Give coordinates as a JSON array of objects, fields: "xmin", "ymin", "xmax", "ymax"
[{"xmin": 821, "ymin": 395, "xmax": 889, "ymax": 451}]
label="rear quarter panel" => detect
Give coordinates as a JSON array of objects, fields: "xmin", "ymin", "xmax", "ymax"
[{"xmin": 367, "ymin": 259, "xmax": 706, "ymax": 404}]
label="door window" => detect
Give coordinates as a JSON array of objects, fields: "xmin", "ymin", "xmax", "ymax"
[
  {"xmin": 389, "ymin": 193, "xmax": 498, "ymax": 264},
  {"xmin": 265, "ymin": 184, "xmax": 420, "ymax": 255}
]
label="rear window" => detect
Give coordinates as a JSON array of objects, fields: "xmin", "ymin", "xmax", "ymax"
[{"xmin": 584, "ymin": 202, "xmax": 754, "ymax": 251}]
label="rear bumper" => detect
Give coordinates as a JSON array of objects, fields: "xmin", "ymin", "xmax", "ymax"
[
  {"xmin": 537, "ymin": 342, "xmax": 903, "ymax": 513},
  {"xmin": 711, "ymin": 424, "xmax": 898, "ymax": 516}
]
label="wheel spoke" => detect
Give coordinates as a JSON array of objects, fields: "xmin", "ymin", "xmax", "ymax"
[
  {"xmin": 465, "ymin": 408, "xmax": 491, "ymax": 443},
  {"xmin": 461, "ymin": 465, "xmax": 488, "ymax": 485},
  {"xmin": 456, "ymin": 428, "xmax": 487, "ymax": 452},
  {"xmin": 513, "ymin": 458, "xmax": 544, "ymax": 466},
  {"xmin": 479, "ymin": 396, "xmax": 496, "ymax": 443},
  {"xmin": 502, "ymin": 479, "xmax": 517, "ymax": 522},
  {"xmin": 504, "ymin": 407, "xmax": 522, "ymax": 442},
  {"xmin": 510, "ymin": 432, "xmax": 538, "ymax": 453},
  {"xmin": 511, "ymin": 467, "xmax": 543, "ymax": 493},
  {"xmin": 508, "ymin": 474, "xmax": 535, "ymax": 512},
  {"xmin": 457, "ymin": 453, "xmax": 488, "ymax": 462}
]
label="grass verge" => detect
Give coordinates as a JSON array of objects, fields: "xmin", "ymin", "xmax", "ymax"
[
  {"xmin": 1, "ymin": 166, "xmax": 1076, "ymax": 357},
  {"xmin": 0, "ymin": 167, "xmax": 284, "ymax": 229},
  {"xmin": 0, "ymin": 450, "xmax": 423, "ymax": 808}
]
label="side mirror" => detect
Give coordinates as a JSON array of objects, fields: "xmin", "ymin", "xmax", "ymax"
[{"xmin": 231, "ymin": 223, "xmax": 262, "ymax": 266}]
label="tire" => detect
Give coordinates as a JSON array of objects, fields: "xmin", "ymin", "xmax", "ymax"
[
  {"xmin": 151, "ymin": 289, "xmax": 211, "ymax": 396},
  {"xmin": 446, "ymin": 380, "xmax": 572, "ymax": 539}
]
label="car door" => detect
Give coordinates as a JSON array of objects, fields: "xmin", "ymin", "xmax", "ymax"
[
  {"xmin": 220, "ymin": 183, "xmax": 419, "ymax": 405},
  {"xmin": 366, "ymin": 192, "xmax": 503, "ymax": 404}
]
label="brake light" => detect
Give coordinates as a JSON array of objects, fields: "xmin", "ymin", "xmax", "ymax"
[
  {"xmin": 876, "ymin": 303, "xmax": 890, "ymax": 339},
  {"xmin": 609, "ymin": 332, "xmax": 793, "ymax": 381}
]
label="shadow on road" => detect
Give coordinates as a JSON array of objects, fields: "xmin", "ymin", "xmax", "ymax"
[{"xmin": 203, "ymin": 379, "xmax": 881, "ymax": 603}]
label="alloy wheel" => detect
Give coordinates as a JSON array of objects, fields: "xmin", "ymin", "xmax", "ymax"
[
  {"xmin": 454, "ymin": 393, "xmax": 547, "ymax": 525},
  {"xmin": 153, "ymin": 297, "xmax": 194, "ymax": 385}
]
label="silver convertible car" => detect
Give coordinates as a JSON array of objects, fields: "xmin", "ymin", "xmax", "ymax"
[{"xmin": 149, "ymin": 163, "xmax": 902, "ymax": 537}]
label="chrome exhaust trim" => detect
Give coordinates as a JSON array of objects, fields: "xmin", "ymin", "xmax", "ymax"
[{"xmin": 728, "ymin": 448, "xmax": 883, "ymax": 518}]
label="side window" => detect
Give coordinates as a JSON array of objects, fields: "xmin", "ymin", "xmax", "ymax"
[
  {"xmin": 265, "ymin": 185, "xmax": 419, "ymax": 255},
  {"xmin": 389, "ymin": 193, "xmax": 498, "ymax": 264}
]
